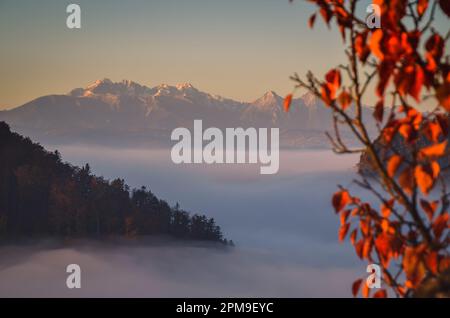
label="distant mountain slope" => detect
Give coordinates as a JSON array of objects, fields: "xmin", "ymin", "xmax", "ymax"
[
  {"xmin": 0, "ymin": 121, "xmax": 229, "ymax": 243},
  {"xmin": 0, "ymin": 79, "xmax": 369, "ymax": 148}
]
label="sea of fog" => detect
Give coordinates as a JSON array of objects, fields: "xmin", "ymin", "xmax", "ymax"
[{"xmin": 0, "ymin": 147, "xmax": 371, "ymax": 297}]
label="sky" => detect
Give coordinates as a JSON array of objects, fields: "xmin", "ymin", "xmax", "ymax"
[{"xmin": 0, "ymin": 0, "xmax": 448, "ymax": 109}]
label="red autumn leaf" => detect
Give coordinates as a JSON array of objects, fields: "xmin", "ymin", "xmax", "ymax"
[
  {"xmin": 369, "ymin": 29, "xmax": 384, "ymax": 60},
  {"xmin": 387, "ymin": 154, "xmax": 402, "ymax": 177},
  {"xmin": 361, "ymin": 281, "xmax": 370, "ymax": 298},
  {"xmin": 420, "ymin": 199, "xmax": 438, "ymax": 221},
  {"xmin": 355, "ymin": 31, "xmax": 370, "ymax": 62},
  {"xmin": 355, "ymin": 239, "xmax": 364, "ymax": 259},
  {"xmin": 332, "ymin": 190, "xmax": 351, "ymax": 213},
  {"xmin": 439, "ymin": 256, "xmax": 450, "ymax": 272},
  {"xmin": 376, "ymin": 60, "xmax": 394, "ymax": 97},
  {"xmin": 321, "ymin": 84, "xmax": 333, "ymax": 106},
  {"xmin": 360, "ymin": 219, "xmax": 370, "ymax": 237},
  {"xmin": 283, "ymin": 94, "xmax": 293, "ymax": 112},
  {"xmin": 373, "ymin": 289, "xmax": 387, "ymax": 298},
  {"xmin": 424, "ymin": 121, "xmax": 442, "ymax": 143},
  {"xmin": 439, "ymin": 0, "xmax": 450, "ymax": 17},
  {"xmin": 415, "ymin": 164, "xmax": 437, "ymax": 195},
  {"xmin": 399, "ymin": 168, "xmax": 414, "ymax": 195},
  {"xmin": 398, "ymin": 123, "xmax": 413, "ymax": 142},
  {"xmin": 381, "ymin": 199, "xmax": 394, "ymax": 218},
  {"xmin": 350, "ymin": 228, "xmax": 357, "ymax": 245},
  {"xmin": 432, "ymin": 213, "xmax": 449, "ymax": 239},
  {"xmin": 340, "ymin": 209, "xmax": 351, "ymax": 225},
  {"xmin": 338, "ymin": 90, "xmax": 352, "ymax": 110},
  {"xmin": 395, "ymin": 64, "xmax": 424, "ymax": 101},
  {"xmin": 425, "ymin": 52, "xmax": 437, "ymax": 72},
  {"xmin": 319, "ymin": 6, "xmax": 332, "ymax": 26},
  {"xmin": 375, "ymin": 233, "xmax": 393, "ymax": 260},
  {"xmin": 362, "ymin": 238, "xmax": 373, "ymax": 259},
  {"xmin": 352, "ymin": 278, "xmax": 363, "ymax": 297},
  {"xmin": 425, "ymin": 33, "xmax": 444, "ymax": 60},
  {"xmin": 425, "ymin": 252, "xmax": 438, "ymax": 274},
  {"xmin": 419, "ymin": 141, "xmax": 448, "ymax": 158},
  {"xmin": 436, "ymin": 83, "xmax": 450, "ymax": 111},
  {"xmin": 411, "ymin": 65, "xmax": 424, "ymax": 102},
  {"xmin": 325, "ymin": 69, "xmax": 341, "ymax": 92},
  {"xmin": 382, "ymin": 126, "xmax": 397, "ymax": 144},
  {"xmin": 373, "ymin": 100, "xmax": 384, "ymax": 122},
  {"xmin": 417, "ymin": 0, "xmax": 429, "ymax": 17},
  {"xmin": 308, "ymin": 13, "xmax": 316, "ymax": 28},
  {"xmin": 339, "ymin": 222, "xmax": 350, "ymax": 242},
  {"xmin": 403, "ymin": 246, "xmax": 427, "ymax": 289}
]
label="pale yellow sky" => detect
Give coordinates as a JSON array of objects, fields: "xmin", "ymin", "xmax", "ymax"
[{"xmin": 0, "ymin": 0, "xmax": 447, "ymax": 110}]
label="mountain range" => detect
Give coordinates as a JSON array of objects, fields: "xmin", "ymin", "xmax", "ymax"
[{"xmin": 0, "ymin": 79, "xmax": 363, "ymax": 148}]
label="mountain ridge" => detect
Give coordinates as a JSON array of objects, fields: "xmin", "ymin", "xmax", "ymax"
[{"xmin": 0, "ymin": 79, "xmax": 360, "ymax": 148}]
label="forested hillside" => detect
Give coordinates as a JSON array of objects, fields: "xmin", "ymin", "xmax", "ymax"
[{"xmin": 0, "ymin": 121, "xmax": 229, "ymax": 244}]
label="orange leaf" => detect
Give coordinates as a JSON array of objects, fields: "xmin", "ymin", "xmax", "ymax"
[
  {"xmin": 387, "ymin": 154, "xmax": 402, "ymax": 177},
  {"xmin": 377, "ymin": 60, "xmax": 394, "ymax": 97},
  {"xmin": 325, "ymin": 69, "xmax": 341, "ymax": 99},
  {"xmin": 375, "ymin": 233, "xmax": 395, "ymax": 267},
  {"xmin": 432, "ymin": 213, "xmax": 449, "ymax": 239},
  {"xmin": 436, "ymin": 83, "xmax": 450, "ymax": 111},
  {"xmin": 321, "ymin": 84, "xmax": 333, "ymax": 106},
  {"xmin": 332, "ymin": 190, "xmax": 351, "ymax": 213},
  {"xmin": 381, "ymin": 199, "xmax": 394, "ymax": 218},
  {"xmin": 425, "ymin": 252, "xmax": 438, "ymax": 274},
  {"xmin": 355, "ymin": 239, "xmax": 364, "ymax": 259},
  {"xmin": 338, "ymin": 90, "xmax": 352, "ymax": 110},
  {"xmin": 339, "ymin": 222, "xmax": 350, "ymax": 242},
  {"xmin": 283, "ymin": 94, "xmax": 293, "ymax": 112},
  {"xmin": 308, "ymin": 13, "xmax": 316, "ymax": 28},
  {"xmin": 417, "ymin": 0, "xmax": 429, "ymax": 17},
  {"xmin": 362, "ymin": 238, "xmax": 373, "ymax": 259},
  {"xmin": 424, "ymin": 121, "xmax": 442, "ymax": 143},
  {"xmin": 361, "ymin": 281, "xmax": 370, "ymax": 298},
  {"xmin": 439, "ymin": 255, "xmax": 450, "ymax": 272},
  {"xmin": 350, "ymin": 229, "xmax": 357, "ymax": 245},
  {"xmin": 319, "ymin": 6, "xmax": 332, "ymax": 25},
  {"xmin": 419, "ymin": 141, "xmax": 447, "ymax": 158},
  {"xmin": 419, "ymin": 199, "xmax": 438, "ymax": 221},
  {"xmin": 355, "ymin": 31, "xmax": 370, "ymax": 62},
  {"xmin": 373, "ymin": 100, "xmax": 384, "ymax": 122},
  {"xmin": 411, "ymin": 65, "xmax": 424, "ymax": 102},
  {"xmin": 398, "ymin": 168, "xmax": 414, "ymax": 195},
  {"xmin": 439, "ymin": 0, "xmax": 450, "ymax": 18},
  {"xmin": 403, "ymin": 246, "xmax": 426, "ymax": 289},
  {"xmin": 398, "ymin": 123, "xmax": 413, "ymax": 142},
  {"xmin": 340, "ymin": 209, "xmax": 351, "ymax": 225},
  {"xmin": 415, "ymin": 164, "xmax": 436, "ymax": 195},
  {"xmin": 373, "ymin": 289, "xmax": 387, "ymax": 298},
  {"xmin": 352, "ymin": 279, "xmax": 363, "ymax": 297},
  {"xmin": 369, "ymin": 29, "xmax": 384, "ymax": 60}
]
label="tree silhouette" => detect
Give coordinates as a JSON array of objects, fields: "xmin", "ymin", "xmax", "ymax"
[{"xmin": 285, "ymin": 0, "xmax": 449, "ymax": 297}]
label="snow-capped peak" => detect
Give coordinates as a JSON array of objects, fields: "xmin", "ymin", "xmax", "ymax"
[
  {"xmin": 264, "ymin": 90, "xmax": 278, "ymax": 98},
  {"xmin": 301, "ymin": 91, "xmax": 318, "ymax": 107},
  {"xmin": 176, "ymin": 82, "xmax": 195, "ymax": 90},
  {"xmin": 79, "ymin": 79, "xmax": 152, "ymax": 97},
  {"xmin": 251, "ymin": 90, "xmax": 282, "ymax": 108},
  {"xmin": 86, "ymin": 78, "xmax": 113, "ymax": 90}
]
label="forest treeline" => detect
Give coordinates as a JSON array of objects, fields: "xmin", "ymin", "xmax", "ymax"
[{"xmin": 0, "ymin": 122, "xmax": 230, "ymax": 244}]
